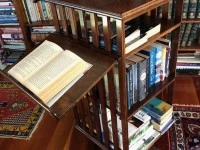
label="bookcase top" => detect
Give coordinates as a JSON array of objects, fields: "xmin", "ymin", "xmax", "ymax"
[{"xmin": 45, "ymin": 0, "xmax": 168, "ymax": 20}]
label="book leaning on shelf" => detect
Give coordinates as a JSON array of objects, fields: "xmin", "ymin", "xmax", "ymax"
[{"xmin": 7, "ymin": 40, "xmax": 92, "ymax": 105}]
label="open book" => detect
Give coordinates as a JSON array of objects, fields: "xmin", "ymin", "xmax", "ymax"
[{"xmin": 8, "ymin": 40, "xmax": 92, "ymax": 105}]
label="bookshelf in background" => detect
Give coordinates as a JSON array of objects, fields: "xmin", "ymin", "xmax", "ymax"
[
  {"xmin": 177, "ymin": 0, "xmax": 200, "ymax": 75},
  {"xmin": 0, "ymin": 0, "xmax": 26, "ymax": 70}
]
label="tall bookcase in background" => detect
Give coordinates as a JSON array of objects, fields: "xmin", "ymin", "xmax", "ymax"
[
  {"xmin": 0, "ymin": 0, "xmax": 26, "ymax": 70},
  {"xmin": 177, "ymin": 0, "xmax": 200, "ymax": 75},
  {"xmin": 1, "ymin": 0, "xmax": 184, "ymax": 150}
]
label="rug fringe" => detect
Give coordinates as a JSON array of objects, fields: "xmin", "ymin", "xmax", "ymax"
[{"xmin": 173, "ymin": 103, "xmax": 200, "ymax": 107}]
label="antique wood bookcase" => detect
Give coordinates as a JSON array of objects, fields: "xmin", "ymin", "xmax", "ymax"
[{"xmin": 2, "ymin": 0, "xmax": 184, "ymax": 150}]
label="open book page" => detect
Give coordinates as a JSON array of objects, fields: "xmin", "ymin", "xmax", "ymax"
[
  {"xmin": 24, "ymin": 50, "xmax": 92, "ymax": 103},
  {"xmin": 8, "ymin": 40, "xmax": 64, "ymax": 83}
]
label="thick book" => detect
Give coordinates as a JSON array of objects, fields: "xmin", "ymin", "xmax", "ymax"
[
  {"xmin": 142, "ymin": 97, "xmax": 173, "ymax": 121},
  {"xmin": 127, "ymin": 55, "xmax": 147, "ymax": 102},
  {"xmin": 8, "ymin": 40, "xmax": 92, "ymax": 104},
  {"xmin": 140, "ymin": 46, "xmax": 156, "ymax": 87}
]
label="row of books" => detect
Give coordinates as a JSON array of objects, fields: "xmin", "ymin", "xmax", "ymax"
[
  {"xmin": 176, "ymin": 52, "xmax": 200, "ymax": 75},
  {"xmin": 179, "ymin": 23, "xmax": 200, "ymax": 47},
  {"xmin": 23, "ymin": 0, "xmax": 53, "ymax": 23},
  {"xmin": 157, "ymin": 0, "xmax": 200, "ymax": 19},
  {"xmin": 125, "ymin": 39, "xmax": 171, "ymax": 109},
  {"xmin": 182, "ymin": 0, "xmax": 200, "ymax": 19},
  {"xmin": 88, "ymin": 16, "xmax": 161, "ymax": 54},
  {"xmin": 105, "ymin": 97, "xmax": 174, "ymax": 150},
  {"xmin": 0, "ymin": 1, "xmax": 18, "ymax": 25},
  {"xmin": 30, "ymin": 26, "xmax": 56, "ymax": 44}
]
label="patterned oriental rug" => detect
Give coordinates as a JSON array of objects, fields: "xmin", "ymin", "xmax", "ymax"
[
  {"xmin": 169, "ymin": 104, "xmax": 200, "ymax": 150},
  {"xmin": 0, "ymin": 81, "xmax": 44, "ymax": 139}
]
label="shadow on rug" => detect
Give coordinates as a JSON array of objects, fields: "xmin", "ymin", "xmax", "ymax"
[
  {"xmin": 169, "ymin": 104, "xmax": 200, "ymax": 150},
  {"xmin": 0, "ymin": 81, "xmax": 44, "ymax": 139}
]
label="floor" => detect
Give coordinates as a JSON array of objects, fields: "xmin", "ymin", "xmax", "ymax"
[{"xmin": 0, "ymin": 74, "xmax": 199, "ymax": 150}]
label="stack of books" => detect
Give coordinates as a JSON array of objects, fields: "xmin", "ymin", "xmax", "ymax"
[
  {"xmin": 142, "ymin": 97, "xmax": 174, "ymax": 134},
  {"xmin": 176, "ymin": 52, "xmax": 200, "ymax": 75},
  {"xmin": 106, "ymin": 108, "xmax": 161, "ymax": 150}
]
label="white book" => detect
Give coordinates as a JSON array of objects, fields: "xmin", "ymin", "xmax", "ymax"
[
  {"xmin": 125, "ymin": 35, "xmax": 148, "ymax": 54},
  {"xmin": 134, "ymin": 110, "xmax": 151, "ymax": 123}
]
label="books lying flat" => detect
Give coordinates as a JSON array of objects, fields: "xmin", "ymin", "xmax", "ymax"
[
  {"xmin": 142, "ymin": 97, "xmax": 173, "ymax": 121},
  {"xmin": 8, "ymin": 40, "xmax": 92, "ymax": 104}
]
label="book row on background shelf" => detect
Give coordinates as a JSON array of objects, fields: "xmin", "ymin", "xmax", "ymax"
[
  {"xmin": 0, "ymin": 1, "xmax": 18, "ymax": 25},
  {"xmin": 182, "ymin": 0, "xmax": 200, "ymax": 19},
  {"xmin": 176, "ymin": 51, "xmax": 200, "ymax": 75},
  {"xmin": 0, "ymin": 1, "xmax": 26, "ymax": 70},
  {"xmin": 97, "ymin": 97, "xmax": 174, "ymax": 150},
  {"xmin": 179, "ymin": 23, "xmax": 200, "ymax": 47},
  {"xmin": 23, "ymin": 0, "xmax": 53, "ymax": 23}
]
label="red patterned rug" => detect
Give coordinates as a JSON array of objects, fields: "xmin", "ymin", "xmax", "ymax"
[
  {"xmin": 0, "ymin": 81, "xmax": 44, "ymax": 139},
  {"xmin": 169, "ymin": 104, "xmax": 200, "ymax": 150}
]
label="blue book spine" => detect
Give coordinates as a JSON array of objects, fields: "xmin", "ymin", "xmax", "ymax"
[
  {"xmin": 132, "ymin": 63, "xmax": 138, "ymax": 103},
  {"xmin": 140, "ymin": 48, "xmax": 156, "ymax": 87},
  {"xmin": 126, "ymin": 63, "xmax": 134, "ymax": 110},
  {"xmin": 151, "ymin": 43, "xmax": 162, "ymax": 84},
  {"xmin": 41, "ymin": 0, "xmax": 49, "ymax": 20}
]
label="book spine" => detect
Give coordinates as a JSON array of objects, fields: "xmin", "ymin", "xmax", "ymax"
[
  {"xmin": 41, "ymin": 0, "xmax": 49, "ymax": 20},
  {"xmin": 182, "ymin": 0, "xmax": 190, "ymax": 19},
  {"xmin": 155, "ymin": 48, "xmax": 161, "ymax": 84},
  {"xmin": 181, "ymin": 23, "xmax": 192, "ymax": 47},
  {"xmin": 126, "ymin": 64, "xmax": 131, "ymax": 110},
  {"xmin": 137, "ymin": 58, "xmax": 147, "ymax": 101},
  {"xmin": 160, "ymin": 46, "xmax": 167, "ymax": 81},
  {"xmin": 187, "ymin": 23, "xmax": 198, "ymax": 46},
  {"xmin": 179, "ymin": 24, "xmax": 186, "ymax": 46},
  {"xmin": 196, "ymin": 0, "xmax": 200, "ymax": 18},
  {"xmin": 132, "ymin": 63, "xmax": 138, "ymax": 103},
  {"xmin": 187, "ymin": 0, "xmax": 198, "ymax": 19}
]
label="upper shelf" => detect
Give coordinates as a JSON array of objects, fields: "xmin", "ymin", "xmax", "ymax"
[
  {"xmin": 45, "ymin": 0, "xmax": 169, "ymax": 21},
  {"xmin": 125, "ymin": 19, "xmax": 181, "ymax": 58},
  {"xmin": 182, "ymin": 19, "xmax": 200, "ymax": 23},
  {"xmin": 178, "ymin": 41, "xmax": 200, "ymax": 51},
  {"xmin": 1, "ymin": 33, "xmax": 117, "ymax": 119},
  {"xmin": 128, "ymin": 74, "xmax": 175, "ymax": 119}
]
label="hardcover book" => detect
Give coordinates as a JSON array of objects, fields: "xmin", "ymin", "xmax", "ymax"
[{"xmin": 8, "ymin": 40, "xmax": 92, "ymax": 104}]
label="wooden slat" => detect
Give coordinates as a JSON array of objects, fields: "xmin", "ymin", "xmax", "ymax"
[
  {"xmin": 88, "ymin": 94, "xmax": 102, "ymax": 141},
  {"xmin": 101, "ymin": 16, "xmax": 111, "ymax": 52},
  {"xmin": 68, "ymin": 8, "xmax": 78, "ymax": 39},
  {"xmin": 77, "ymin": 101, "xmax": 86, "ymax": 130},
  {"xmin": 107, "ymin": 69, "xmax": 119, "ymax": 150},
  {"xmin": 90, "ymin": 13, "xmax": 99, "ymax": 47},
  {"xmin": 77, "ymin": 10, "xmax": 88, "ymax": 42},
  {"xmin": 161, "ymin": 2, "xmax": 169, "ymax": 19},
  {"xmin": 98, "ymin": 79, "xmax": 110, "ymax": 147},
  {"xmin": 58, "ymin": 6, "xmax": 69, "ymax": 35},
  {"xmin": 82, "ymin": 96, "xmax": 94, "ymax": 135},
  {"xmin": 116, "ymin": 19, "xmax": 129, "ymax": 150},
  {"xmin": 50, "ymin": 3, "xmax": 60, "ymax": 32}
]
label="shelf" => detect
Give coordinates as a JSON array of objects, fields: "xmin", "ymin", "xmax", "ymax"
[
  {"xmin": 1, "ymin": 33, "xmax": 117, "ymax": 119},
  {"xmin": 46, "ymin": 0, "xmax": 169, "ymax": 21},
  {"xmin": 125, "ymin": 19, "xmax": 181, "ymax": 58},
  {"xmin": 0, "ymin": 23, "xmax": 20, "ymax": 27},
  {"xmin": 128, "ymin": 74, "xmax": 175, "ymax": 119},
  {"xmin": 24, "ymin": 20, "xmax": 55, "ymax": 27},
  {"xmin": 182, "ymin": 19, "xmax": 200, "ymax": 23},
  {"xmin": 178, "ymin": 41, "xmax": 200, "ymax": 51}
]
